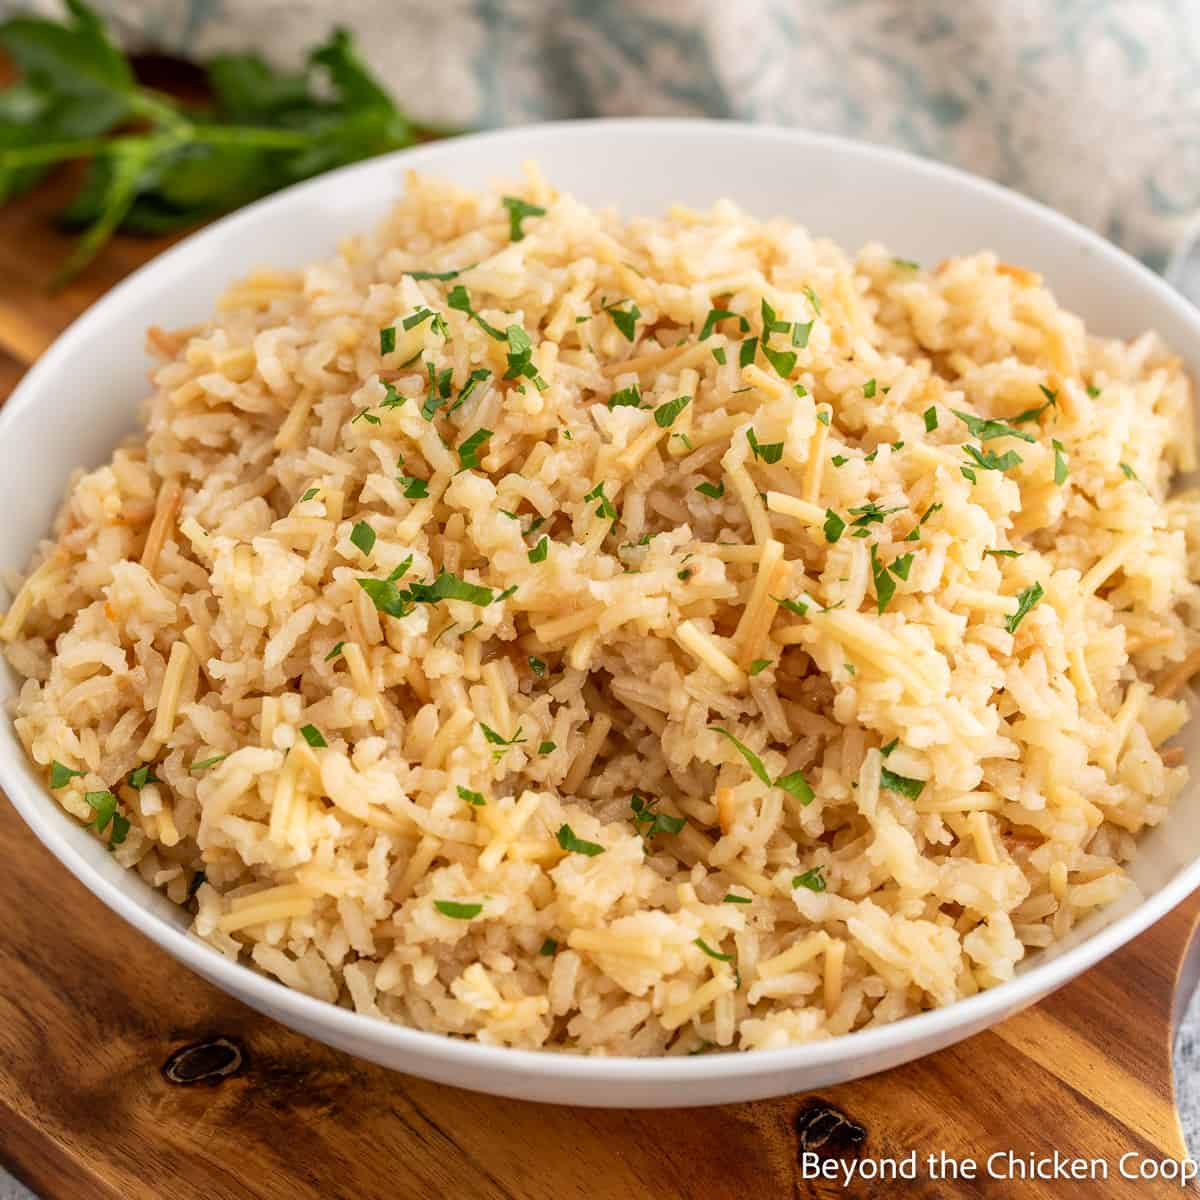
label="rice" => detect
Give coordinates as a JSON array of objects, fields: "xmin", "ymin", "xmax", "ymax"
[{"xmin": 5, "ymin": 164, "xmax": 1199, "ymax": 1055}]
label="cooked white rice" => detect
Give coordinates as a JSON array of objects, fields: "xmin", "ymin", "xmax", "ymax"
[{"xmin": 5, "ymin": 166, "xmax": 1199, "ymax": 1054}]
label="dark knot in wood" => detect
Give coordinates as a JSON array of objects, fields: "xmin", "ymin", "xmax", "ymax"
[
  {"xmin": 162, "ymin": 1037, "xmax": 246, "ymax": 1086},
  {"xmin": 794, "ymin": 1098, "xmax": 867, "ymax": 1163}
]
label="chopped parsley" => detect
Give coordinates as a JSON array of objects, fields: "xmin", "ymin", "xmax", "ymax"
[
  {"xmin": 501, "ymin": 195, "xmax": 546, "ymax": 241},
  {"xmin": 400, "ymin": 476, "xmax": 429, "ymax": 499},
  {"xmin": 1010, "ymin": 387, "xmax": 1058, "ymax": 424},
  {"xmin": 985, "ymin": 549, "xmax": 1021, "ymax": 559},
  {"xmin": 1087, "ymin": 384, "xmax": 1102, "ymax": 398},
  {"xmin": 190, "ymin": 754, "xmax": 228, "ymax": 772},
  {"xmin": 630, "ymin": 793, "xmax": 686, "ymax": 840},
  {"xmin": 401, "ymin": 307, "xmax": 449, "ymax": 337},
  {"xmin": 608, "ymin": 384, "xmax": 643, "ymax": 409},
  {"xmin": 708, "ymin": 727, "xmax": 812, "ymax": 803},
  {"xmin": 556, "ymin": 823, "xmax": 605, "ymax": 856},
  {"xmin": 1052, "ymin": 438, "xmax": 1069, "ymax": 485},
  {"xmin": 299, "ymin": 724, "xmax": 327, "ymax": 748},
  {"xmin": 447, "ymin": 285, "xmax": 505, "ymax": 340},
  {"xmin": 409, "ymin": 264, "xmax": 474, "ymax": 281},
  {"xmin": 961, "ymin": 465, "xmax": 977, "ymax": 484},
  {"xmin": 738, "ymin": 336, "xmax": 759, "ymax": 368},
  {"xmin": 85, "ymin": 790, "xmax": 129, "ymax": 848},
  {"xmin": 379, "ymin": 326, "xmax": 396, "ymax": 354},
  {"xmin": 1120, "ymin": 462, "xmax": 1143, "ymax": 485},
  {"xmin": 923, "ymin": 406, "xmax": 938, "ymax": 432},
  {"xmin": 880, "ymin": 738, "xmax": 898, "ymax": 757},
  {"xmin": 325, "ymin": 641, "xmax": 345, "ymax": 662},
  {"xmin": 379, "ymin": 382, "xmax": 406, "ymax": 410},
  {"xmin": 457, "ymin": 427, "xmax": 493, "ymax": 471},
  {"xmin": 699, "ymin": 308, "xmax": 749, "ymax": 340},
  {"xmin": 696, "ymin": 480, "xmax": 725, "ymax": 499},
  {"xmin": 528, "ymin": 536, "xmax": 549, "ymax": 564},
  {"xmin": 870, "ymin": 544, "xmax": 896, "ymax": 613},
  {"xmin": 539, "ymin": 938, "xmax": 558, "ymax": 956},
  {"xmin": 746, "ymin": 428, "xmax": 783, "ymax": 465},
  {"xmin": 1006, "ymin": 582, "xmax": 1045, "ymax": 633},
  {"xmin": 694, "ymin": 937, "xmax": 733, "ymax": 962},
  {"xmin": 654, "ymin": 394, "xmax": 692, "ymax": 427},
  {"xmin": 723, "ymin": 893, "xmax": 752, "ymax": 904},
  {"xmin": 963, "ymin": 444, "xmax": 1023, "ymax": 472},
  {"xmin": 49, "ymin": 760, "xmax": 84, "ymax": 788},
  {"xmin": 711, "ymin": 346, "xmax": 727, "ymax": 365},
  {"xmin": 823, "ymin": 509, "xmax": 846, "ymax": 543},
  {"xmin": 528, "ymin": 656, "xmax": 546, "ymax": 677},
  {"xmin": 748, "ymin": 659, "xmax": 772, "ymax": 676},
  {"xmin": 880, "ymin": 766, "xmax": 925, "ymax": 800},
  {"xmin": 352, "ymin": 409, "xmax": 381, "ymax": 425},
  {"xmin": 503, "ymin": 325, "xmax": 547, "ymax": 390},
  {"xmin": 791, "ymin": 320, "xmax": 814, "ymax": 348},
  {"xmin": 904, "ymin": 502, "xmax": 942, "ymax": 542},
  {"xmin": 762, "ymin": 343, "xmax": 797, "ymax": 377},
  {"xmin": 793, "ymin": 867, "xmax": 826, "ymax": 892},
  {"xmin": 831, "ymin": 455, "xmax": 847, "ymax": 467},
  {"xmin": 953, "ymin": 409, "xmax": 1035, "ymax": 444},
  {"xmin": 434, "ymin": 899, "xmax": 483, "ymax": 920},
  {"xmin": 127, "ymin": 764, "xmax": 158, "ymax": 790},
  {"xmin": 604, "ymin": 301, "xmax": 640, "ymax": 342},
  {"xmin": 538, "ymin": 741, "xmax": 556, "ymax": 755},
  {"xmin": 420, "ymin": 360, "xmax": 454, "ymax": 419},
  {"xmin": 358, "ymin": 569, "xmax": 494, "ymax": 617},
  {"xmin": 863, "ymin": 379, "xmax": 877, "ymax": 398},
  {"xmin": 457, "ymin": 786, "xmax": 486, "ymax": 807},
  {"xmin": 802, "ymin": 285, "xmax": 822, "ymax": 315},
  {"xmin": 480, "ymin": 721, "xmax": 525, "ymax": 752},
  {"xmin": 584, "ymin": 480, "xmax": 618, "ymax": 521},
  {"xmin": 450, "ymin": 367, "xmax": 492, "ymax": 413},
  {"xmin": 892, "ymin": 257, "xmax": 920, "ymax": 270},
  {"xmin": 775, "ymin": 596, "xmax": 809, "ymax": 616},
  {"xmin": 890, "ymin": 552, "xmax": 914, "ymax": 581},
  {"xmin": 300, "ymin": 487, "xmax": 319, "ymax": 503},
  {"xmin": 350, "ymin": 520, "xmax": 376, "ymax": 555}
]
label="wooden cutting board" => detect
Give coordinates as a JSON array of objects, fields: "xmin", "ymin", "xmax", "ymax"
[{"xmin": 4, "ymin": 119, "xmax": 1200, "ymax": 1200}]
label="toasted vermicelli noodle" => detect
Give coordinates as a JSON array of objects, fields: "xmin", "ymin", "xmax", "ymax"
[{"xmin": 5, "ymin": 167, "xmax": 1200, "ymax": 1053}]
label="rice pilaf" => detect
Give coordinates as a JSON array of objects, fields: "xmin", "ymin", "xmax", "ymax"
[{"xmin": 4, "ymin": 167, "xmax": 1199, "ymax": 1054}]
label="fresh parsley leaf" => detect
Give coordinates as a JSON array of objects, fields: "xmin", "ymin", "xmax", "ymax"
[
  {"xmin": 1087, "ymin": 384, "xmax": 1101, "ymax": 398},
  {"xmin": 823, "ymin": 509, "xmax": 845, "ymax": 543},
  {"xmin": 791, "ymin": 320, "xmax": 814, "ymax": 348},
  {"xmin": 708, "ymin": 727, "xmax": 771, "ymax": 787},
  {"xmin": 985, "ymin": 549, "xmax": 1021, "ymax": 559},
  {"xmin": 503, "ymin": 324, "xmax": 547, "ymax": 390},
  {"xmin": 379, "ymin": 326, "xmax": 396, "ymax": 354},
  {"xmin": 350, "ymin": 519, "xmax": 376, "ymax": 555},
  {"xmin": 457, "ymin": 785, "xmax": 486, "ymax": 806},
  {"xmin": 775, "ymin": 596, "xmax": 809, "ymax": 616},
  {"xmin": 449, "ymin": 367, "xmax": 492, "ymax": 413},
  {"xmin": 1006, "ymin": 582, "xmax": 1044, "ymax": 633},
  {"xmin": 793, "ymin": 867, "xmax": 825, "ymax": 892},
  {"xmin": 457, "ymin": 427, "xmax": 493, "ymax": 471},
  {"xmin": 584, "ymin": 480, "xmax": 617, "ymax": 520},
  {"xmin": 127, "ymin": 764, "xmax": 158, "ymax": 790},
  {"xmin": 608, "ymin": 383, "xmax": 643, "ymax": 409},
  {"xmin": 696, "ymin": 480, "xmax": 725, "ymax": 499},
  {"xmin": 528, "ymin": 656, "xmax": 546, "ymax": 677},
  {"xmin": 903, "ymin": 502, "xmax": 942, "ymax": 542},
  {"xmin": 961, "ymin": 465, "xmax": 977, "ymax": 484},
  {"xmin": 85, "ymin": 789, "xmax": 128, "ymax": 847},
  {"xmin": 711, "ymin": 346, "xmax": 727, "ymax": 365},
  {"xmin": 1120, "ymin": 462, "xmax": 1142, "ymax": 485},
  {"xmin": 748, "ymin": 658, "xmax": 772, "ymax": 676},
  {"xmin": 776, "ymin": 770, "xmax": 814, "ymax": 805},
  {"xmin": 923, "ymin": 406, "xmax": 938, "ymax": 432},
  {"xmin": 802, "ymin": 285, "xmax": 822, "ymax": 315},
  {"xmin": 831, "ymin": 455, "xmax": 847, "ymax": 467},
  {"xmin": 870, "ymin": 544, "xmax": 896, "ymax": 613},
  {"xmin": 723, "ymin": 893, "xmax": 752, "ymax": 904},
  {"xmin": 762, "ymin": 343, "xmax": 796, "ymax": 377},
  {"xmin": 816, "ymin": 410, "xmax": 830, "ymax": 427},
  {"xmin": 299, "ymin": 486, "xmax": 319, "ymax": 502},
  {"xmin": 629, "ymin": 793, "xmax": 686, "ymax": 840},
  {"xmin": 738, "ymin": 336, "xmax": 758, "ymax": 368},
  {"xmin": 528, "ymin": 536, "xmax": 549, "ymax": 564},
  {"xmin": 49, "ymin": 760, "xmax": 85, "ymax": 788},
  {"xmin": 538, "ymin": 741, "xmax": 556, "ymax": 754},
  {"xmin": 479, "ymin": 721, "xmax": 525, "ymax": 748},
  {"xmin": 501, "ymin": 194, "xmax": 546, "ymax": 241},
  {"xmin": 1010, "ymin": 388, "xmax": 1058, "ymax": 424},
  {"xmin": 434, "ymin": 899, "xmax": 483, "ymax": 919},
  {"xmin": 556, "ymin": 823, "xmax": 605, "ymax": 856},
  {"xmin": 539, "ymin": 937, "xmax": 558, "ymax": 955},
  {"xmin": 604, "ymin": 301, "xmax": 640, "ymax": 342},
  {"xmin": 880, "ymin": 738, "xmax": 898, "ymax": 757},
  {"xmin": 880, "ymin": 766, "xmax": 925, "ymax": 799},
  {"xmin": 400, "ymin": 476, "xmax": 429, "ymax": 499},
  {"xmin": 890, "ymin": 552, "xmax": 914, "ymax": 580},
  {"xmin": 1052, "ymin": 438, "xmax": 1069, "ymax": 485},
  {"xmin": 863, "ymin": 378, "xmax": 877, "ymax": 398},
  {"xmin": 408, "ymin": 264, "xmax": 474, "ymax": 281},
  {"xmin": 357, "ymin": 577, "xmax": 414, "ymax": 617},
  {"xmin": 447, "ymin": 285, "xmax": 505, "ymax": 340},
  {"xmin": 892, "ymin": 257, "xmax": 919, "ymax": 270},
  {"xmin": 299, "ymin": 723, "xmax": 327, "ymax": 748},
  {"xmin": 190, "ymin": 754, "xmax": 228, "ymax": 772},
  {"xmin": 953, "ymin": 409, "xmax": 1035, "ymax": 444},
  {"xmin": 324, "ymin": 641, "xmax": 345, "ymax": 661},
  {"xmin": 699, "ymin": 308, "xmax": 749, "ymax": 340},
  {"xmin": 654, "ymin": 394, "xmax": 691, "ymax": 427},
  {"xmin": 746, "ymin": 428, "xmax": 783, "ymax": 464},
  {"xmin": 963, "ymin": 444, "xmax": 1022, "ymax": 472}
]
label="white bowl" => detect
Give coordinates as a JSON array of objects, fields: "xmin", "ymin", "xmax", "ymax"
[{"xmin": 3, "ymin": 119, "xmax": 1199, "ymax": 1108}]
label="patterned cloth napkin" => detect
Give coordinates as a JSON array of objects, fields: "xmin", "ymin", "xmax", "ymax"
[
  {"xmin": 16, "ymin": 0, "xmax": 1200, "ymax": 281},
  {"xmin": 1, "ymin": 5, "xmax": 1199, "ymax": 1194}
]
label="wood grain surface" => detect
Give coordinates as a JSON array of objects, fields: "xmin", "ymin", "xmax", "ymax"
[{"xmin": 3, "ymin": 61, "xmax": 1200, "ymax": 1200}]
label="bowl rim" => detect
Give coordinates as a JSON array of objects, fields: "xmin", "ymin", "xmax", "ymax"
[{"xmin": 5, "ymin": 115, "xmax": 1200, "ymax": 1085}]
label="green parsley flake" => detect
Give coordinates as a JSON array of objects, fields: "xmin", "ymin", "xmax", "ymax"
[
  {"xmin": 127, "ymin": 764, "xmax": 158, "ymax": 790},
  {"xmin": 802, "ymin": 285, "xmax": 822, "ymax": 315},
  {"xmin": 528, "ymin": 536, "xmax": 549, "ymax": 564},
  {"xmin": 870, "ymin": 544, "xmax": 896, "ymax": 613},
  {"xmin": 1087, "ymin": 384, "xmax": 1102, "ymax": 398},
  {"xmin": 85, "ymin": 790, "xmax": 129, "ymax": 848},
  {"xmin": 457, "ymin": 786, "xmax": 486, "ymax": 806},
  {"xmin": 434, "ymin": 899, "xmax": 483, "ymax": 920},
  {"xmin": 709, "ymin": 727, "xmax": 771, "ymax": 786},
  {"xmin": 409, "ymin": 265, "xmax": 475, "ymax": 281},
  {"xmin": 712, "ymin": 346, "xmax": 728, "ymax": 365},
  {"xmin": 1006, "ymin": 582, "xmax": 1045, "ymax": 633},
  {"xmin": 584, "ymin": 480, "xmax": 618, "ymax": 521},
  {"xmin": 723, "ymin": 893, "xmax": 752, "ymax": 904},
  {"xmin": 503, "ymin": 325, "xmax": 548, "ymax": 391},
  {"xmin": 953, "ymin": 409, "xmax": 1035, "ymax": 444},
  {"xmin": 400, "ymin": 476, "xmax": 429, "ymax": 499},
  {"xmin": 904, "ymin": 502, "xmax": 943, "ymax": 542},
  {"xmin": 604, "ymin": 301, "xmax": 641, "ymax": 341},
  {"xmin": 49, "ymin": 760, "xmax": 85, "ymax": 788},
  {"xmin": 963, "ymin": 444, "xmax": 1023, "ymax": 472},
  {"xmin": 699, "ymin": 308, "xmax": 749, "ymax": 340},
  {"xmin": 985, "ymin": 549, "xmax": 1021, "ymax": 559},
  {"xmin": 501, "ymin": 195, "xmax": 546, "ymax": 241},
  {"xmin": 791, "ymin": 320, "xmax": 814, "ymax": 348},
  {"xmin": 608, "ymin": 384, "xmax": 643, "ymax": 409},
  {"xmin": 538, "ymin": 741, "xmax": 556, "ymax": 755},
  {"xmin": 738, "ymin": 336, "xmax": 759, "ymax": 368},
  {"xmin": 893, "ymin": 258, "xmax": 920, "ymax": 270},
  {"xmin": 379, "ymin": 326, "xmax": 396, "ymax": 354},
  {"xmin": 629, "ymin": 793, "xmax": 686, "ymax": 840},
  {"xmin": 350, "ymin": 520, "xmax": 376, "ymax": 556},
  {"xmin": 528, "ymin": 656, "xmax": 546, "ymax": 677},
  {"xmin": 747, "ymin": 428, "xmax": 783, "ymax": 465},
  {"xmin": 762, "ymin": 344, "xmax": 797, "ymax": 377},
  {"xmin": 539, "ymin": 937, "xmax": 558, "ymax": 956},
  {"xmin": 694, "ymin": 937, "xmax": 733, "ymax": 962},
  {"xmin": 1052, "ymin": 438, "xmax": 1069, "ymax": 485},
  {"xmin": 325, "ymin": 641, "xmax": 345, "ymax": 662},
  {"xmin": 457, "ymin": 427, "xmax": 494, "ymax": 471},
  {"xmin": 823, "ymin": 509, "xmax": 846, "ymax": 543},
  {"xmin": 793, "ymin": 867, "xmax": 826, "ymax": 892},
  {"xmin": 880, "ymin": 738, "xmax": 898, "ymax": 757},
  {"xmin": 923, "ymin": 406, "xmax": 938, "ymax": 432},
  {"xmin": 447, "ymin": 285, "xmax": 505, "ymax": 340},
  {"xmin": 775, "ymin": 596, "xmax": 809, "ymax": 616},
  {"xmin": 696, "ymin": 480, "xmax": 725, "ymax": 499},
  {"xmin": 190, "ymin": 754, "xmax": 228, "ymax": 772},
  {"xmin": 1010, "ymin": 388, "xmax": 1058, "ymax": 425},
  {"xmin": 654, "ymin": 394, "xmax": 692, "ymax": 427},
  {"xmin": 880, "ymin": 766, "xmax": 925, "ymax": 800},
  {"xmin": 299, "ymin": 724, "xmax": 327, "ymax": 748},
  {"xmin": 300, "ymin": 487, "xmax": 319, "ymax": 503},
  {"xmin": 961, "ymin": 465, "xmax": 978, "ymax": 484},
  {"xmin": 450, "ymin": 367, "xmax": 492, "ymax": 414},
  {"xmin": 556, "ymin": 823, "xmax": 605, "ymax": 856},
  {"xmin": 748, "ymin": 659, "xmax": 772, "ymax": 676},
  {"xmin": 890, "ymin": 552, "xmax": 914, "ymax": 581},
  {"xmin": 863, "ymin": 379, "xmax": 877, "ymax": 398}
]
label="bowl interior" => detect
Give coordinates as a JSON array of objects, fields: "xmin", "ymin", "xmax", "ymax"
[{"xmin": 2, "ymin": 118, "xmax": 1198, "ymax": 1045}]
